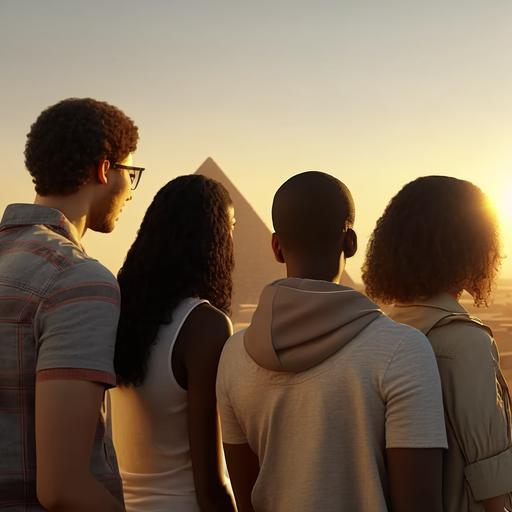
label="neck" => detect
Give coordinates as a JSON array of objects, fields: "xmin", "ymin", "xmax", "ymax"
[
  {"xmin": 285, "ymin": 257, "xmax": 344, "ymax": 284},
  {"xmin": 34, "ymin": 192, "xmax": 91, "ymax": 239},
  {"xmin": 448, "ymin": 289, "xmax": 463, "ymax": 299}
]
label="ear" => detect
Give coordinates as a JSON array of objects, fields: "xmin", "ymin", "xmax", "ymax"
[
  {"xmin": 271, "ymin": 233, "xmax": 285, "ymax": 263},
  {"xmin": 342, "ymin": 228, "xmax": 357, "ymax": 259},
  {"xmin": 96, "ymin": 159, "xmax": 111, "ymax": 185}
]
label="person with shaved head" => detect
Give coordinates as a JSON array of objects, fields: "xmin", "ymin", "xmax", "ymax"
[{"xmin": 216, "ymin": 171, "xmax": 447, "ymax": 512}]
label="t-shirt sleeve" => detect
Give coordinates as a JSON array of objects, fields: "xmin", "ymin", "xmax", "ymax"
[
  {"xmin": 216, "ymin": 338, "xmax": 248, "ymax": 444},
  {"xmin": 437, "ymin": 325, "xmax": 512, "ymax": 501},
  {"xmin": 34, "ymin": 260, "xmax": 120, "ymax": 387},
  {"xmin": 383, "ymin": 329, "xmax": 448, "ymax": 449}
]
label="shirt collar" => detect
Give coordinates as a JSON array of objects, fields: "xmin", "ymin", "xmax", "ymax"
[
  {"xmin": 395, "ymin": 293, "xmax": 468, "ymax": 315},
  {"xmin": 390, "ymin": 293, "xmax": 470, "ymax": 334},
  {"xmin": 0, "ymin": 203, "xmax": 83, "ymax": 249}
]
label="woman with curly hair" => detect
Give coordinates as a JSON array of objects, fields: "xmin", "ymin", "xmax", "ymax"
[
  {"xmin": 110, "ymin": 175, "xmax": 236, "ymax": 512},
  {"xmin": 362, "ymin": 175, "xmax": 512, "ymax": 512}
]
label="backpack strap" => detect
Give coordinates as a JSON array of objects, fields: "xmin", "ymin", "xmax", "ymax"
[
  {"xmin": 428, "ymin": 313, "xmax": 512, "ymax": 456},
  {"xmin": 425, "ymin": 311, "xmax": 491, "ymax": 337}
]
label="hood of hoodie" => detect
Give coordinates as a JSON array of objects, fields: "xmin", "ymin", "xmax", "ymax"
[{"xmin": 244, "ymin": 277, "xmax": 383, "ymax": 372}]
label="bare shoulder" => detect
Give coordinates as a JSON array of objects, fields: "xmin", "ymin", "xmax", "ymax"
[
  {"xmin": 180, "ymin": 303, "xmax": 233, "ymax": 359},
  {"xmin": 187, "ymin": 302, "xmax": 232, "ymax": 337}
]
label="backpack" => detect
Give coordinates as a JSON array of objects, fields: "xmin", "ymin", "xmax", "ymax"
[{"xmin": 427, "ymin": 313, "xmax": 512, "ymax": 510}]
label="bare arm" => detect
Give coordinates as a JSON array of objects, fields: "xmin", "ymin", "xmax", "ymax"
[
  {"xmin": 36, "ymin": 379, "xmax": 124, "ymax": 512},
  {"xmin": 178, "ymin": 304, "xmax": 236, "ymax": 512},
  {"xmin": 481, "ymin": 495, "xmax": 505, "ymax": 512},
  {"xmin": 386, "ymin": 447, "xmax": 443, "ymax": 512},
  {"xmin": 223, "ymin": 443, "xmax": 259, "ymax": 512}
]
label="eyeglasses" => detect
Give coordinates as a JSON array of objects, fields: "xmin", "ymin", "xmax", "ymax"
[{"xmin": 111, "ymin": 163, "xmax": 145, "ymax": 190}]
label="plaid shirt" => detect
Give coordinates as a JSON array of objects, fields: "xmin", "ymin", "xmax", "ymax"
[{"xmin": 0, "ymin": 204, "xmax": 123, "ymax": 510}]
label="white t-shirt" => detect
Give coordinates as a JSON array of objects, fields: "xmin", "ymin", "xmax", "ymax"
[{"xmin": 217, "ymin": 315, "xmax": 447, "ymax": 512}]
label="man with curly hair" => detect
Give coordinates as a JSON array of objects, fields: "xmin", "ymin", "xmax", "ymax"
[
  {"xmin": 0, "ymin": 98, "xmax": 142, "ymax": 511},
  {"xmin": 217, "ymin": 171, "xmax": 448, "ymax": 512}
]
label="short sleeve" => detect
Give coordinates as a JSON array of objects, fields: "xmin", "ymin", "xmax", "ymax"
[
  {"xmin": 216, "ymin": 336, "xmax": 248, "ymax": 444},
  {"xmin": 35, "ymin": 260, "xmax": 120, "ymax": 387},
  {"xmin": 436, "ymin": 324, "xmax": 512, "ymax": 500},
  {"xmin": 383, "ymin": 330, "xmax": 447, "ymax": 449}
]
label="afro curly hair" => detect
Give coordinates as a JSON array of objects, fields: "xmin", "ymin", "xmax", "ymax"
[
  {"xmin": 362, "ymin": 175, "xmax": 502, "ymax": 306},
  {"xmin": 25, "ymin": 98, "xmax": 139, "ymax": 196}
]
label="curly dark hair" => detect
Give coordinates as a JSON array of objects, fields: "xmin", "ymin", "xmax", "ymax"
[
  {"xmin": 362, "ymin": 176, "xmax": 502, "ymax": 306},
  {"xmin": 25, "ymin": 98, "xmax": 138, "ymax": 195},
  {"xmin": 115, "ymin": 174, "xmax": 234, "ymax": 386}
]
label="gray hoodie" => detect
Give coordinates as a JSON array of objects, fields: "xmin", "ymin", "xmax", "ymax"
[{"xmin": 244, "ymin": 277, "xmax": 383, "ymax": 372}]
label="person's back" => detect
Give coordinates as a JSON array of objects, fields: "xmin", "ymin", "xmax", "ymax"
[
  {"xmin": 217, "ymin": 279, "xmax": 446, "ymax": 511},
  {"xmin": 217, "ymin": 171, "xmax": 447, "ymax": 512},
  {"xmin": 111, "ymin": 297, "xmax": 209, "ymax": 511},
  {"xmin": 392, "ymin": 300, "xmax": 512, "ymax": 512},
  {"xmin": 362, "ymin": 176, "xmax": 512, "ymax": 512},
  {"xmin": 0, "ymin": 98, "xmax": 141, "ymax": 511},
  {"xmin": 111, "ymin": 175, "xmax": 236, "ymax": 512}
]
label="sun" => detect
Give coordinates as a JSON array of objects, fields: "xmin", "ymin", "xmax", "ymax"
[{"xmin": 492, "ymin": 182, "xmax": 512, "ymax": 229}]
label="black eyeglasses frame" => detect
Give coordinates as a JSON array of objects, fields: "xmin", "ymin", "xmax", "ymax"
[{"xmin": 111, "ymin": 163, "xmax": 145, "ymax": 190}]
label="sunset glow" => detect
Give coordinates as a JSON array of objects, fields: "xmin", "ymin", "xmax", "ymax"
[
  {"xmin": 2, "ymin": 2, "xmax": 512, "ymax": 282},
  {"xmin": 493, "ymin": 182, "xmax": 512, "ymax": 227}
]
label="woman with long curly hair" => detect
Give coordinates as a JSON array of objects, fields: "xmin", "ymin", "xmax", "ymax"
[
  {"xmin": 110, "ymin": 174, "xmax": 236, "ymax": 512},
  {"xmin": 363, "ymin": 176, "xmax": 512, "ymax": 512}
]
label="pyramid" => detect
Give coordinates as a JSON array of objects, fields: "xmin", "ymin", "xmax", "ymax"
[{"xmin": 195, "ymin": 157, "xmax": 357, "ymax": 326}]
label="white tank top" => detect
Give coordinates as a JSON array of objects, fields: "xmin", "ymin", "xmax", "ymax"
[{"xmin": 110, "ymin": 297, "xmax": 207, "ymax": 512}]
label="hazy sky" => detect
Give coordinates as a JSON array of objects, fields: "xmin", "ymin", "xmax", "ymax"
[{"xmin": 2, "ymin": 1, "xmax": 512, "ymax": 282}]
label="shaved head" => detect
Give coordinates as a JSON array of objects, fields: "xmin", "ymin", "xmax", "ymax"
[{"xmin": 272, "ymin": 171, "xmax": 355, "ymax": 254}]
